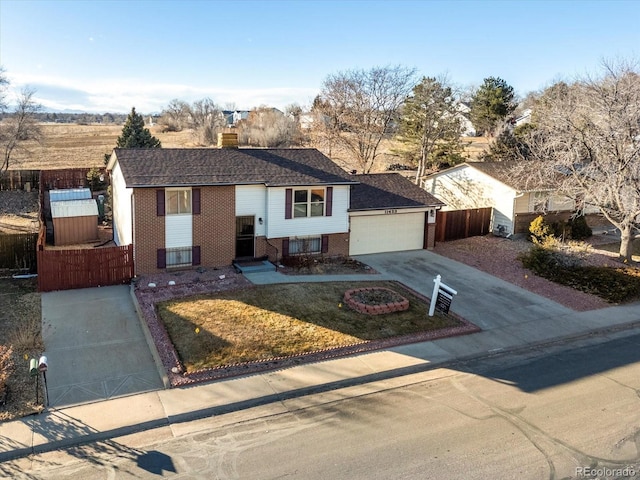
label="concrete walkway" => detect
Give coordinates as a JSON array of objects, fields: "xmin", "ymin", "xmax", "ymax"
[{"xmin": 1, "ymin": 250, "xmax": 639, "ymax": 462}]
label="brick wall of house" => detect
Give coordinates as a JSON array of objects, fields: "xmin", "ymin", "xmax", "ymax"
[
  {"xmin": 133, "ymin": 188, "xmax": 165, "ymax": 275},
  {"xmin": 270, "ymin": 232, "xmax": 350, "ymax": 260},
  {"xmin": 193, "ymin": 185, "xmax": 236, "ymax": 268}
]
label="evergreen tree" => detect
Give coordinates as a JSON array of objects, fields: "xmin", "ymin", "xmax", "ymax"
[
  {"xmin": 116, "ymin": 107, "xmax": 161, "ymax": 148},
  {"xmin": 397, "ymin": 77, "xmax": 463, "ymax": 182},
  {"xmin": 469, "ymin": 77, "xmax": 516, "ymax": 137}
]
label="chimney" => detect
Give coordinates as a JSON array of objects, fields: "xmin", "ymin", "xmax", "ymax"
[{"xmin": 217, "ymin": 132, "xmax": 239, "ymax": 149}]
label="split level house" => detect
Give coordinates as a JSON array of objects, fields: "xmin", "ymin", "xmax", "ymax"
[
  {"xmin": 107, "ymin": 141, "xmax": 443, "ymax": 275},
  {"xmin": 422, "ymin": 161, "xmax": 602, "ymax": 237}
]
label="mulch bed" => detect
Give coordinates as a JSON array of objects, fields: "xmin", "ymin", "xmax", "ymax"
[{"xmin": 133, "ymin": 267, "xmax": 479, "ymax": 388}]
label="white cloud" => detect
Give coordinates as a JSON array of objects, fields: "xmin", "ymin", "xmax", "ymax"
[{"xmin": 5, "ymin": 73, "xmax": 317, "ymax": 113}]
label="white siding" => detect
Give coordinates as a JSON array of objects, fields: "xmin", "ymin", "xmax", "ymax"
[
  {"xmin": 423, "ymin": 165, "xmax": 517, "ymax": 234},
  {"xmin": 266, "ymin": 185, "xmax": 350, "ymax": 239},
  {"xmin": 110, "ymin": 161, "xmax": 133, "ymax": 246},
  {"xmin": 236, "ymin": 185, "xmax": 267, "ymax": 236},
  {"xmin": 349, "ymin": 210, "xmax": 425, "ymax": 255},
  {"xmin": 165, "ymin": 215, "xmax": 192, "ymax": 248}
]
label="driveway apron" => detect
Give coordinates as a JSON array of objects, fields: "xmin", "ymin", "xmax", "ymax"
[
  {"xmin": 41, "ymin": 285, "xmax": 164, "ymax": 407},
  {"xmin": 354, "ymin": 250, "xmax": 573, "ymax": 331}
]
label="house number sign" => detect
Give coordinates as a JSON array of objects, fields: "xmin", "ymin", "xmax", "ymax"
[{"xmin": 384, "ymin": 209, "xmax": 398, "ymax": 214}]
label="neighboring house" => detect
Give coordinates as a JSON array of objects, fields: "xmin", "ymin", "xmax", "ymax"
[
  {"xmin": 107, "ymin": 143, "xmax": 445, "ymax": 275},
  {"xmin": 349, "ymin": 174, "xmax": 443, "ymax": 255},
  {"xmin": 422, "ymin": 162, "xmax": 581, "ymax": 236}
]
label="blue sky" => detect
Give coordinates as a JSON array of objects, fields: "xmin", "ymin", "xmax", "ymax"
[{"xmin": 1, "ymin": 0, "xmax": 639, "ymax": 113}]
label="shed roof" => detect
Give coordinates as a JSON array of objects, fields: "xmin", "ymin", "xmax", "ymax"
[
  {"xmin": 50, "ymin": 188, "xmax": 92, "ymax": 202},
  {"xmin": 51, "ymin": 199, "xmax": 98, "ymax": 219},
  {"xmin": 350, "ymin": 173, "xmax": 444, "ymax": 211},
  {"xmin": 109, "ymin": 148, "xmax": 358, "ymax": 188}
]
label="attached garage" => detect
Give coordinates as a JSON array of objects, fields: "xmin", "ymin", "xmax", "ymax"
[
  {"xmin": 349, "ymin": 210, "xmax": 427, "ymax": 255},
  {"xmin": 349, "ymin": 173, "xmax": 444, "ymax": 256}
]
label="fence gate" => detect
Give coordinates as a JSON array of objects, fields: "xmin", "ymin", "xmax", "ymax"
[
  {"xmin": 37, "ymin": 245, "xmax": 134, "ymax": 292},
  {"xmin": 436, "ymin": 207, "xmax": 492, "ymax": 242}
]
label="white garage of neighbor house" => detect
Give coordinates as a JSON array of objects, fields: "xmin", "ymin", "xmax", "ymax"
[
  {"xmin": 422, "ymin": 161, "xmax": 580, "ymax": 236},
  {"xmin": 349, "ymin": 173, "xmax": 444, "ymax": 255}
]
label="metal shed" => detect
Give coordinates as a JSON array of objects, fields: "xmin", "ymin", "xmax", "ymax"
[
  {"xmin": 49, "ymin": 188, "xmax": 92, "ymax": 202},
  {"xmin": 51, "ymin": 199, "xmax": 99, "ymax": 246}
]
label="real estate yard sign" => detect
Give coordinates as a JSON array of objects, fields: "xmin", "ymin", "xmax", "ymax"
[{"xmin": 429, "ymin": 275, "xmax": 457, "ymax": 316}]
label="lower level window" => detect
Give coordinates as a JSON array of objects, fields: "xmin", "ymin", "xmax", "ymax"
[
  {"xmin": 166, "ymin": 247, "xmax": 192, "ymax": 267},
  {"xmin": 289, "ymin": 236, "xmax": 321, "ymax": 255}
]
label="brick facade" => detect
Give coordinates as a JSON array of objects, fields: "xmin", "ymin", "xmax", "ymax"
[
  {"xmin": 269, "ymin": 232, "xmax": 350, "ymax": 261},
  {"xmin": 133, "ymin": 186, "xmax": 236, "ymax": 275},
  {"xmin": 193, "ymin": 185, "xmax": 236, "ymax": 268},
  {"xmin": 133, "ymin": 188, "xmax": 165, "ymax": 275}
]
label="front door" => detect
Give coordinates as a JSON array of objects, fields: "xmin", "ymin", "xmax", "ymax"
[{"xmin": 236, "ymin": 216, "xmax": 255, "ymax": 258}]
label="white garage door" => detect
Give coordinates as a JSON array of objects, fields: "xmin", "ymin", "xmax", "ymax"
[{"xmin": 349, "ymin": 212, "xmax": 425, "ymax": 255}]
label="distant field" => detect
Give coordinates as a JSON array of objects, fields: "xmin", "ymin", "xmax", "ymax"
[
  {"xmin": 9, "ymin": 123, "xmax": 195, "ymax": 170},
  {"xmin": 8, "ymin": 123, "xmax": 489, "ymax": 171}
]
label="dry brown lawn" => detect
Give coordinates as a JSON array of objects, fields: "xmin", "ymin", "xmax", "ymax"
[
  {"xmin": 157, "ymin": 281, "xmax": 458, "ymax": 373},
  {"xmin": 0, "ymin": 278, "xmax": 44, "ymax": 421},
  {"xmin": 9, "ymin": 123, "xmax": 196, "ymax": 171},
  {"xmin": 8, "ymin": 123, "xmax": 490, "ymax": 172}
]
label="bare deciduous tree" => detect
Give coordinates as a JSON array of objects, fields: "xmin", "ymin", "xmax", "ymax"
[
  {"xmin": 238, "ymin": 106, "xmax": 299, "ymax": 147},
  {"xmin": 159, "ymin": 99, "xmax": 190, "ymax": 132},
  {"xmin": 523, "ymin": 59, "xmax": 640, "ymax": 261},
  {"xmin": 188, "ymin": 98, "xmax": 226, "ymax": 146},
  {"xmin": 314, "ymin": 65, "xmax": 417, "ymax": 173},
  {"xmin": 0, "ymin": 86, "xmax": 42, "ymax": 176}
]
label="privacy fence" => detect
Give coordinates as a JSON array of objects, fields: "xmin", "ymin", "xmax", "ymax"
[
  {"xmin": 35, "ymin": 168, "xmax": 133, "ymax": 292},
  {"xmin": 435, "ymin": 207, "xmax": 492, "ymax": 242},
  {"xmin": 0, "ymin": 233, "xmax": 38, "ymax": 273},
  {"xmin": 0, "ymin": 170, "xmax": 41, "ymax": 191}
]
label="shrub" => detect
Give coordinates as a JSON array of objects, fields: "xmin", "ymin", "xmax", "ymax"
[
  {"xmin": 529, "ymin": 216, "xmax": 552, "ymax": 244},
  {"xmin": 520, "ymin": 246, "xmax": 640, "ymax": 303},
  {"xmin": 567, "ymin": 215, "xmax": 592, "ymax": 240}
]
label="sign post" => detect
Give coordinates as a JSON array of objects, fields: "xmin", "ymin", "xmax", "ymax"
[{"xmin": 429, "ymin": 274, "xmax": 458, "ymax": 316}]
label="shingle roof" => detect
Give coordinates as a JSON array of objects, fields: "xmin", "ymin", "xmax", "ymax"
[
  {"xmin": 467, "ymin": 161, "xmax": 557, "ymax": 191},
  {"xmin": 111, "ymin": 148, "xmax": 358, "ymax": 187},
  {"xmin": 350, "ymin": 173, "xmax": 445, "ymax": 211}
]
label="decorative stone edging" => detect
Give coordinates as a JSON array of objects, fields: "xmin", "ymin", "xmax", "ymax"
[{"xmin": 344, "ymin": 287, "xmax": 410, "ymax": 315}]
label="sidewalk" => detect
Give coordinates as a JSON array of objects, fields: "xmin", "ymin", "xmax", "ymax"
[{"xmin": 2, "ymin": 250, "xmax": 640, "ymax": 462}]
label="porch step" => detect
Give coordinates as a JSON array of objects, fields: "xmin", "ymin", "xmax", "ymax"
[{"xmin": 232, "ymin": 259, "xmax": 277, "ymax": 274}]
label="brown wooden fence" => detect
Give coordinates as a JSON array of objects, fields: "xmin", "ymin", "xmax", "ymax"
[
  {"xmin": 0, "ymin": 170, "xmax": 41, "ymax": 191},
  {"xmin": 0, "ymin": 233, "xmax": 38, "ymax": 272},
  {"xmin": 436, "ymin": 207, "xmax": 492, "ymax": 242},
  {"xmin": 37, "ymin": 244, "xmax": 134, "ymax": 292}
]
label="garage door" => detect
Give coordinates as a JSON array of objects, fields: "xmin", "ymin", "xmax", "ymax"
[{"xmin": 349, "ymin": 212, "xmax": 425, "ymax": 255}]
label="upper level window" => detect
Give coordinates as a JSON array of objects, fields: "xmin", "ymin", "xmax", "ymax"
[
  {"xmin": 293, "ymin": 188, "xmax": 325, "ymax": 218},
  {"xmin": 166, "ymin": 189, "xmax": 192, "ymax": 215}
]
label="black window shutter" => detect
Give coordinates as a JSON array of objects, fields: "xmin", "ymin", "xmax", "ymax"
[
  {"xmin": 285, "ymin": 188, "xmax": 292, "ymax": 219},
  {"xmin": 157, "ymin": 248, "xmax": 166, "ymax": 268},
  {"xmin": 326, "ymin": 187, "xmax": 333, "ymax": 217},
  {"xmin": 192, "ymin": 188, "xmax": 201, "ymax": 215},
  {"xmin": 192, "ymin": 245, "xmax": 201, "ymax": 266},
  {"xmin": 321, "ymin": 234, "xmax": 329, "ymax": 253},
  {"xmin": 282, "ymin": 238, "xmax": 290, "ymax": 256},
  {"xmin": 156, "ymin": 189, "xmax": 165, "ymax": 216}
]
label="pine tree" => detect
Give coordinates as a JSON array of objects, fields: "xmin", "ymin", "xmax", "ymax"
[
  {"xmin": 116, "ymin": 107, "xmax": 161, "ymax": 148},
  {"xmin": 469, "ymin": 77, "xmax": 516, "ymax": 137}
]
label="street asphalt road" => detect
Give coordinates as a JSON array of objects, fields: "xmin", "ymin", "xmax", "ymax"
[{"xmin": 6, "ymin": 328, "xmax": 640, "ymax": 480}]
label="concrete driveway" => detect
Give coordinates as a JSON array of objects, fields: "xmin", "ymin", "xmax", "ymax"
[
  {"xmin": 354, "ymin": 249, "xmax": 573, "ymax": 332},
  {"xmin": 41, "ymin": 285, "xmax": 164, "ymax": 407}
]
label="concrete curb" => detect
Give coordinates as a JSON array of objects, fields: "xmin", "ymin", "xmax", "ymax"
[
  {"xmin": 129, "ymin": 284, "xmax": 170, "ymax": 389},
  {"xmin": 3, "ymin": 319, "xmax": 640, "ymax": 463}
]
